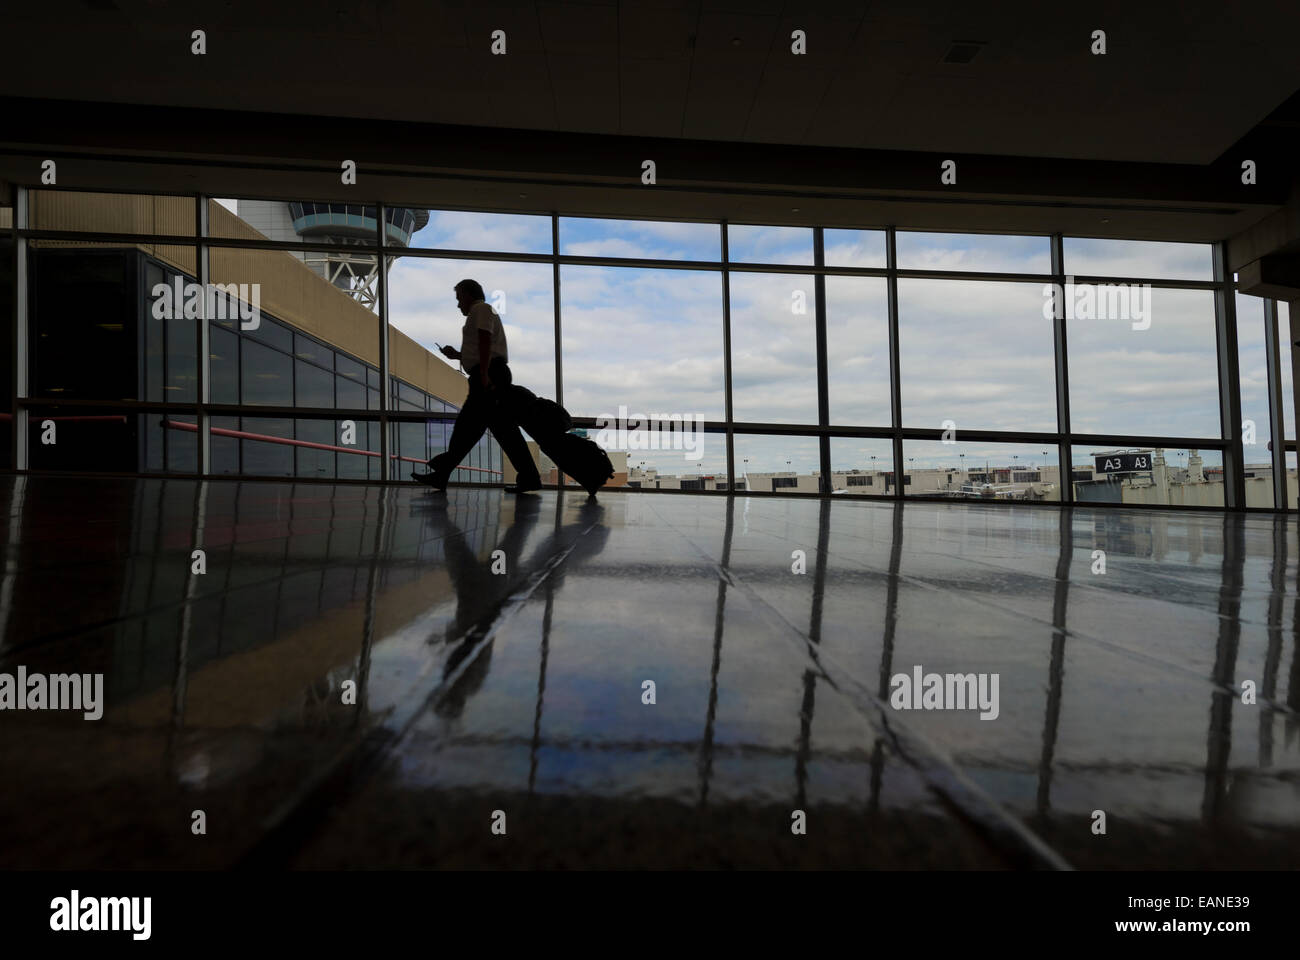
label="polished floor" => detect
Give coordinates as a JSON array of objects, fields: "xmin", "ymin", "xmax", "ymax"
[{"xmin": 1, "ymin": 475, "xmax": 1297, "ymax": 870}]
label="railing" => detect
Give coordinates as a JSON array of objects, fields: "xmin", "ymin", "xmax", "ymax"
[{"xmin": 160, "ymin": 419, "xmax": 502, "ymax": 475}]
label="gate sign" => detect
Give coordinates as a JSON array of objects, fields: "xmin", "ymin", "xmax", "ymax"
[{"xmin": 1095, "ymin": 453, "xmax": 1152, "ymax": 473}]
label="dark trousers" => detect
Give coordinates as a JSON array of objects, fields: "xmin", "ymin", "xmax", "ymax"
[{"xmin": 429, "ymin": 356, "xmax": 541, "ymax": 486}]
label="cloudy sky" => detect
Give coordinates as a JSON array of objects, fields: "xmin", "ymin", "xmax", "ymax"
[{"xmin": 377, "ymin": 210, "xmax": 1283, "ymax": 477}]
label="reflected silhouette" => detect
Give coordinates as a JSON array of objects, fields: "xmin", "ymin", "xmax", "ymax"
[{"xmin": 411, "ymin": 491, "xmax": 610, "ymax": 721}]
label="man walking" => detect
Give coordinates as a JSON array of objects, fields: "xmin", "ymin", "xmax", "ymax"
[{"xmin": 413, "ymin": 279, "xmax": 543, "ymax": 494}]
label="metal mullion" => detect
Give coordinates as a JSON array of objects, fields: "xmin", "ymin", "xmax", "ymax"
[
  {"xmin": 553, "ymin": 214, "xmax": 562, "ymax": 407},
  {"xmin": 19, "ymin": 228, "xmax": 200, "ymax": 247},
  {"xmin": 886, "ymin": 226, "xmax": 903, "ymax": 500},
  {"xmin": 377, "ymin": 202, "xmax": 390, "ymax": 481},
  {"xmin": 1051, "ymin": 233, "xmax": 1073, "ymax": 504},
  {"xmin": 196, "ymin": 194, "xmax": 210, "ymax": 475},
  {"xmin": 1064, "ymin": 273, "xmax": 1221, "ymax": 291},
  {"xmin": 374, "ymin": 244, "xmax": 553, "ymax": 267},
  {"xmin": 557, "ymin": 253, "xmax": 724, "ymax": 272},
  {"xmin": 722, "ymin": 220, "xmax": 734, "ymax": 491},
  {"xmin": 12, "ymin": 186, "xmax": 26, "ymax": 470},
  {"xmin": 1263, "ymin": 298, "xmax": 1287, "ymax": 509},
  {"xmin": 200, "ymin": 235, "xmax": 380, "ymax": 257},
  {"xmin": 814, "ymin": 227, "xmax": 830, "ymax": 493},
  {"xmin": 893, "ymin": 268, "xmax": 1055, "ymax": 285},
  {"xmin": 1214, "ymin": 243, "xmax": 1245, "ymax": 510},
  {"xmin": 1070, "ymin": 433, "xmax": 1228, "ymax": 449}
]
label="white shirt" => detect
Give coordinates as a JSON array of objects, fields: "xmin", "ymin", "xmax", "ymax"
[{"xmin": 458, "ymin": 300, "xmax": 508, "ymax": 369}]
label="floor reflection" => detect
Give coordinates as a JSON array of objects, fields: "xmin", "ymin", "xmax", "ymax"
[{"xmin": 0, "ymin": 475, "xmax": 1297, "ymax": 869}]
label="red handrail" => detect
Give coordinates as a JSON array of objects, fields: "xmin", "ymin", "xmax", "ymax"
[{"xmin": 160, "ymin": 418, "xmax": 502, "ymax": 475}]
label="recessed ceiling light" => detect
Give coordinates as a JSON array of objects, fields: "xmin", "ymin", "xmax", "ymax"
[
  {"xmin": 1101, "ymin": 217, "xmax": 1111, "ymax": 223},
  {"xmin": 731, "ymin": 37, "xmax": 742, "ymax": 46},
  {"xmin": 791, "ymin": 207, "xmax": 800, "ymax": 213}
]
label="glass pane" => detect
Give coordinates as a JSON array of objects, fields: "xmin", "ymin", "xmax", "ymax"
[
  {"xmin": 209, "ymin": 324, "xmax": 239, "ymax": 405},
  {"xmin": 1063, "ymin": 238, "xmax": 1213, "ymax": 281},
  {"xmin": 727, "ymin": 224, "xmax": 813, "ymax": 265},
  {"xmin": 898, "ymin": 279, "xmax": 1056, "ymax": 431},
  {"xmin": 210, "ymin": 245, "xmax": 379, "ymax": 352},
  {"xmin": 27, "ymin": 408, "xmax": 194, "ymax": 474},
  {"xmin": 295, "ymin": 359, "xmax": 335, "ymax": 408},
  {"xmin": 336, "ymin": 371, "xmax": 366, "ymax": 410},
  {"xmin": 387, "ymin": 255, "xmax": 554, "ymax": 406},
  {"xmin": 208, "ymin": 197, "xmax": 378, "ymax": 245},
  {"xmin": 28, "ymin": 246, "xmax": 197, "ymax": 403},
  {"xmin": 29, "ymin": 190, "xmax": 195, "ymax": 235},
  {"xmin": 560, "ymin": 265, "xmax": 724, "ymax": 421},
  {"xmin": 409, "ymin": 209, "xmax": 551, "ymax": 253},
  {"xmin": 729, "ymin": 272, "xmax": 817, "ymax": 424},
  {"xmin": 594, "ymin": 424, "xmax": 721, "ymax": 490},
  {"xmin": 896, "ymin": 232, "xmax": 1050, "ymax": 274},
  {"xmin": 560, "ymin": 217, "xmax": 719, "ymax": 260},
  {"xmin": 235, "ymin": 416, "xmax": 293, "ymax": 477},
  {"xmin": 824, "ymin": 229, "xmax": 886, "ymax": 269},
  {"xmin": 1073, "ymin": 447, "xmax": 1225, "ymax": 508},
  {"xmin": 733, "ymin": 435, "xmax": 820, "ymax": 492},
  {"xmin": 293, "ymin": 332, "xmax": 333, "ymax": 369},
  {"xmin": 903, "ymin": 441, "xmax": 1061, "ymax": 500},
  {"xmin": 826, "ymin": 276, "xmax": 890, "ymax": 427},
  {"xmin": 1235, "ymin": 294, "xmax": 1275, "ymax": 507},
  {"xmin": 241, "ymin": 339, "xmax": 292, "ymax": 406},
  {"xmin": 0, "ymin": 231, "xmax": 12, "ymax": 469},
  {"xmin": 829, "ymin": 437, "xmax": 894, "ymax": 494},
  {"xmin": 1068, "ymin": 286, "xmax": 1219, "ymax": 438}
]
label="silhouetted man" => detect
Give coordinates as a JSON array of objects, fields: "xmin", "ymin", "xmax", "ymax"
[{"xmin": 414, "ymin": 279, "xmax": 542, "ymax": 494}]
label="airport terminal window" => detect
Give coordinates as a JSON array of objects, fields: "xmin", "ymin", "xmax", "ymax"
[
  {"xmin": 241, "ymin": 339, "xmax": 293, "ymax": 406},
  {"xmin": 247, "ymin": 317, "xmax": 294, "ymax": 354},
  {"xmin": 12, "ymin": 189, "xmax": 1295, "ymax": 506},
  {"xmin": 1062, "ymin": 237, "xmax": 1213, "ymax": 282},
  {"xmin": 896, "ymin": 231, "xmax": 1050, "ymax": 275},
  {"xmin": 336, "ymin": 372, "xmax": 366, "ymax": 410},
  {"xmin": 560, "ymin": 217, "xmax": 719, "ymax": 261},
  {"xmin": 406, "ymin": 210, "xmax": 552, "ymax": 254},
  {"xmin": 1068, "ymin": 286, "xmax": 1219, "ymax": 438},
  {"xmin": 560, "ymin": 264, "xmax": 724, "ymax": 422},
  {"xmin": 826, "ymin": 276, "xmax": 890, "ymax": 427},
  {"xmin": 729, "ymin": 271, "xmax": 818, "ymax": 424},
  {"xmin": 210, "ymin": 325, "xmax": 239, "ymax": 404},
  {"xmin": 898, "ymin": 278, "xmax": 1056, "ymax": 432},
  {"xmin": 824, "ymin": 229, "xmax": 887, "ymax": 269},
  {"xmin": 727, "ymin": 224, "xmax": 814, "ymax": 266},
  {"xmin": 295, "ymin": 359, "xmax": 335, "ymax": 408},
  {"xmin": 294, "ymin": 333, "xmax": 333, "ymax": 369}
]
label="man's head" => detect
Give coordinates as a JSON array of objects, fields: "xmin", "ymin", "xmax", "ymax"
[{"xmin": 454, "ymin": 279, "xmax": 486, "ymax": 316}]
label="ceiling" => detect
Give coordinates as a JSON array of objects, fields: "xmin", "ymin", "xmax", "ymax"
[{"xmin": 5, "ymin": 0, "xmax": 1300, "ymax": 165}]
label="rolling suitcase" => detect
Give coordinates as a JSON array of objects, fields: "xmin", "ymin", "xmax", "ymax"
[
  {"xmin": 506, "ymin": 384, "xmax": 572, "ymax": 439},
  {"xmin": 537, "ymin": 431, "xmax": 616, "ymax": 498}
]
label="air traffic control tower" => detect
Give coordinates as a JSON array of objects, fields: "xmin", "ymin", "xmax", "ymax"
[{"xmin": 236, "ymin": 200, "xmax": 429, "ymax": 309}]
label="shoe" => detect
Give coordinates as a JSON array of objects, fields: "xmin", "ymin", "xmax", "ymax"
[
  {"xmin": 412, "ymin": 471, "xmax": 448, "ymax": 491},
  {"xmin": 504, "ymin": 479, "xmax": 543, "ymax": 494}
]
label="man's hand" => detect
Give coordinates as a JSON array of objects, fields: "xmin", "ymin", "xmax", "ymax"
[{"xmin": 440, "ymin": 344, "xmax": 461, "ymax": 360}]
